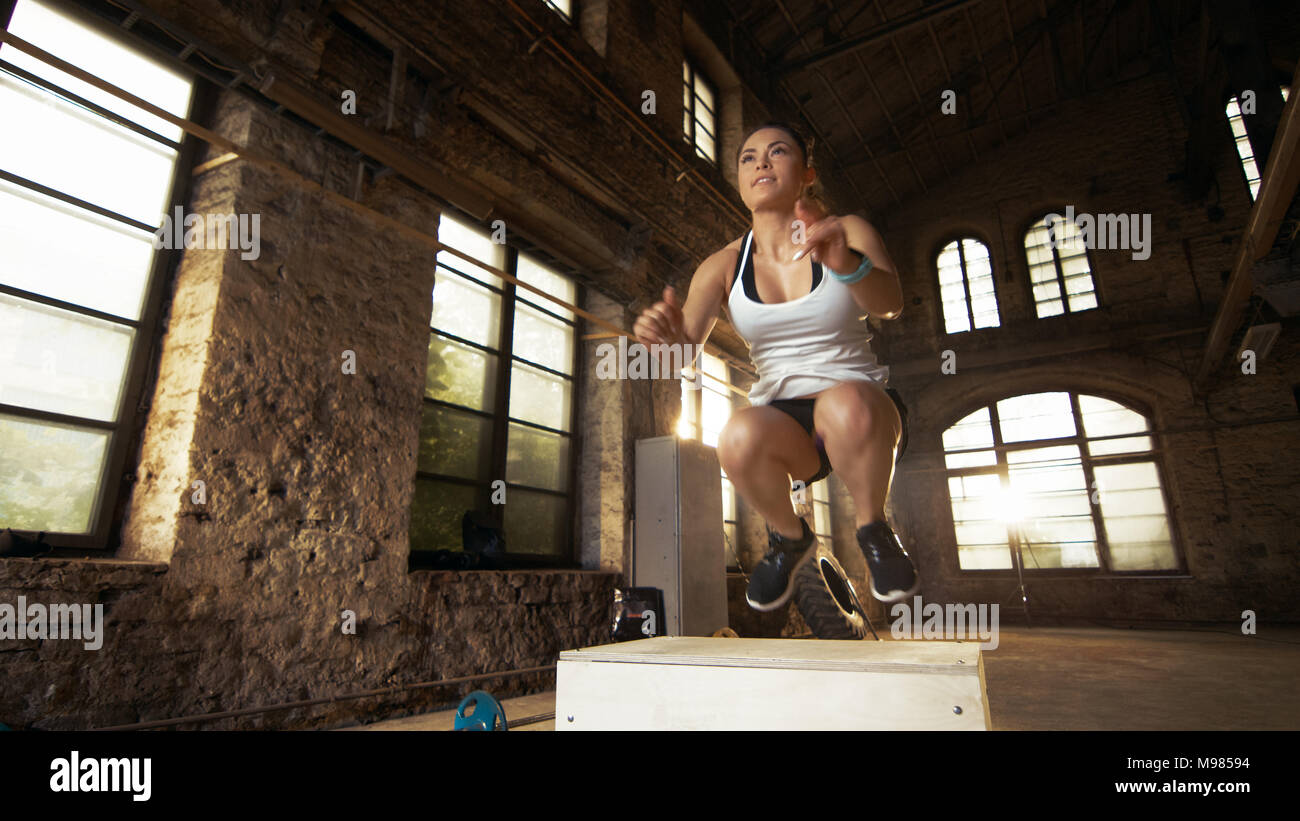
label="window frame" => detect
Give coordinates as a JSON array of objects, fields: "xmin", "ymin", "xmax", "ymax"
[
  {"xmin": 541, "ymin": 0, "xmax": 574, "ymax": 24},
  {"xmin": 682, "ymin": 58, "xmax": 717, "ymax": 164},
  {"xmin": 413, "ymin": 221, "xmax": 583, "ymax": 569},
  {"xmin": 1021, "ymin": 210, "xmax": 1101, "ymax": 319},
  {"xmin": 679, "ymin": 351, "xmax": 740, "ymax": 568},
  {"xmin": 941, "ymin": 389, "xmax": 1187, "ymax": 578},
  {"xmin": 0, "ymin": 0, "xmax": 201, "ymax": 551},
  {"xmin": 933, "ymin": 233, "xmax": 1000, "ymax": 335},
  {"xmin": 1225, "ymin": 86, "xmax": 1290, "ymax": 202}
]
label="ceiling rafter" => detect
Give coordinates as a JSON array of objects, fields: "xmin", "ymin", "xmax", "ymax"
[
  {"xmin": 864, "ymin": 0, "xmax": 952, "ymax": 183},
  {"xmin": 962, "ymin": 7, "xmax": 1012, "ymax": 145},
  {"xmin": 808, "ymin": 0, "xmax": 931, "ymax": 194},
  {"xmin": 774, "ymin": 0, "xmax": 984, "ymax": 76},
  {"xmin": 968, "ymin": 0, "xmax": 1084, "ymax": 129},
  {"xmin": 770, "ymin": 0, "xmax": 910, "ymax": 204},
  {"xmin": 1040, "ymin": 0, "xmax": 1070, "ymax": 101},
  {"xmin": 780, "ymin": 0, "xmax": 1080, "ymax": 177},
  {"xmin": 1000, "ymin": 0, "xmax": 1035, "ymax": 126},
  {"xmin": 925, "ymin": 17, "xmax": 980, "ymax": 165}
]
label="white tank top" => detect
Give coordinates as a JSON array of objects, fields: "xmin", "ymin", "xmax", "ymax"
[{"xmin": 726, "ymin": 229, "xmax": 889, "ymax": 406}]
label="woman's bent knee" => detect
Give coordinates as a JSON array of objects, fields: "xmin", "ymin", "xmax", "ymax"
[
  {"xmin": 814, "ymin": 382, "xmax": 900, "ymax": 447},
  {"xmin": 717, "ymin": 408, "xmax": 818, "ymax": 477}
]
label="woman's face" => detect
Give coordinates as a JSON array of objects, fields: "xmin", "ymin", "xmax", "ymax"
[{"xmin": 737, "ymin": 127, "xmax": 813, "ymax": 212}]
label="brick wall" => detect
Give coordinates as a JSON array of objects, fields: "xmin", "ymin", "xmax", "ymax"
[
  {"xmin": 0, "ymin": 0, "xmax": 754, "ymax": 730},
  {"xmin": 877, "ymin": 69, "xmax": 1300, "ymax": 624}
]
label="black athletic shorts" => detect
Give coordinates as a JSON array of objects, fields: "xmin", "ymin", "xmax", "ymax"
[{"xmin": 767, "ymin": 385, "xmax": 909, "ymax": 486}]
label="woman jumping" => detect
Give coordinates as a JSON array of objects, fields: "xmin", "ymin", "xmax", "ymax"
[{"xmin": 633, "ymin": 122, "xmax": 920, "ymax": 611}]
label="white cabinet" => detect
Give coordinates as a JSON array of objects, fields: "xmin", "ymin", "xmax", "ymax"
[{"xmin": 633, "ymin": 435, "xmax": 728, "ymax": 637}]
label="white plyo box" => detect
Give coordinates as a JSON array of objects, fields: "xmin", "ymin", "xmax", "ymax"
[{"xmin": 556, "ymin": 637, "xmax": 991, "ymax": 730}]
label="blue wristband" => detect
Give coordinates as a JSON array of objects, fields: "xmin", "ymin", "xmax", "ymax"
[{"xmin": 829, "ymin": 250, "xmax": 873, "ymax": 284}]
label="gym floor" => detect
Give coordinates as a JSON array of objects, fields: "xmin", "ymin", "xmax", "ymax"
[{"xmin": 337, "ymin": 625, "xmax": 1300, "ymax": 731}]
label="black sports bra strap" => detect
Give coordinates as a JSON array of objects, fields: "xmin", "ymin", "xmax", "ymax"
[{"xmin": 738, "ymin": 230, "xmax": 823, "ymax": 305}]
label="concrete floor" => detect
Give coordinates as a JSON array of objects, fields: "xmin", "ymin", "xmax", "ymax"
[{"xmin": 339, "ymin": 625, "xmax": 1300, "ymax": 731}]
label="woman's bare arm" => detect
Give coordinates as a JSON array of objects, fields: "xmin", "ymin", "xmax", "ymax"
[
  {"xmin": 633, "ymin": 244, "xmax": 738, "ymax": 349},
  {"xmin": 840, "ymin": 215, "xmax": 904, "ymax": 320}
]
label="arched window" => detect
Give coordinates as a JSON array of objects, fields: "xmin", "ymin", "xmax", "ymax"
[
  {"xmin": 1024, "ymin": 214, "xmax": 1097, "ymax": 317},
  {"xmin": 937, "ymin": 238, "xmax": 999, "ymax": 333},
  {"xmin": 1226, "ymin": 86, "xmax": 1290, "ymax": 201},
  {"xmin": 942, "ymin": 392, "xmax": 1178, "ymax": 573}
]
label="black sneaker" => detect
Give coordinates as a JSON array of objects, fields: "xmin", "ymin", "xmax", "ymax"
[
  {"xmin": 746, "ymin": 519, "xmax": 817, "ymax": 612},
  {"xmin": 857, "ymin": 521, "xmax": 920, "ymax": 603}
]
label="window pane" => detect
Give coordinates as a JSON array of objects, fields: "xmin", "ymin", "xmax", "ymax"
[
  {"xmin": 1079, "ymin": 395, "xmax": 1151, "ymax": 455},
  {"xmin": 1068, "ymin": 292, "xmax": 1098, "ymax": 312},
  {"xmin": 5, "ymin": 0, "xmax": 192, "ymax": 140},
  {"xmin": 998, "ymin": 392, "xmax": 1075, "ymax": 442},
  {"xmin": 503, "ymin": 488, "xmax": 566, "ymax": 556},
  {"xmin": 0, "ymin": 179, "xmax": 155, "ymax": 320},
  {"xmin": 1020, "ymin": 536, "xmax": 1100, "ymax": 569},
  {"xmin": 1059, "ymin": 254, "xmax": 1091, "ymax": 277},
  {"xmin": 943, "ymin": 407, "xmax": 995, "ymax": 468},
  {"xmin": 701, "ymin": 385, "xmax": 730, "ymax": 447},
  {"xmin": 962, "ymin": 239, "xmax": 990, "ymax": 261},
  {"xmin": 0, "ymin": 294, "xmax": 134, "ymax": 421},
  {"xmin": 678, "ymin": 378, "xmax": 698, "ymax": 438},
  {"xmin": 512, "ymin": 303, "xmax": 573, "ymax": 374},
  {"xmin": 944, "ymin": 309, "xmax": 971, "ymax": 335},
  {"xmin": 938, "ymin": 263, "xmax": 965, "ymax": 285},
  {"xmin": 696, "ymin": 131, "xmax": 715, "ymax": 161},
  {"xmin": 416, "ymin": 403, "xmax": 492, "ymax": 480},
  {"xmin": 1036, "ymin": 299, "xmax": 1064, "ymax": 317},
  {"xmin": 957, "ymin": 544, "xmax": 1014, "ymax": 570},
  {"xmin": 944, "ymin": 407, "xmax": 993, "ymax": 449},
  {"xmin": 0, "ymin": 413, "xmax": 108, "ymax": 532},
  {"xmin": 432, "ymin": 269, "xmax": 500, "ymax": 348},
  {"xmin": 693, "ymin": 76, "xmax": 714, "ymax": 111},
  {"xmin": 1032, "ymin": 283, "xmax": 1062, "ymax": 303},
  {"xmin": 1008, "ymin": 444, "xmax": 1098, "ymax": 568},
  {"xmin": 0, "ymin": 72, "xmax": 180, "ymax": 225},
  {"xmin": 409, "ymin": 477, "xmax": 477, "ymax": 552},
  {"xmin": 506, "ymin": 422, "xmax": 569, "ymax": 491},
  {"xmin": 949, "ymin": 473, "xmax": 1011, "ymax": 569},
  {"xmin": 1028, "ymin": 262, "xmax": 1058, "ymax": 283},
  {"xmin": 437, "ymin": 213, "xmax": 504, "ymax": 287},
  {"xmin": 516, "ymin": 254, "xmax": 575, "ymax": 320},
  {"xmin": 940, "ymin": 282, "xmax": 968, "ymax": 303},
  {"xmin": 543, "ymin": 0, "xmax": 572, "ymax": 19},
  {"xmin": 509, "ymin": 361, "xmax": 571, "ymax": 431},
  {"xmin": 702, "ymin": 352, "xmax": 727, "ymax": 381},
  {"xmin": 425, "ymin": 334, "xmax": 496, "ymax": 411},
  {"xmin": 721, "ymin": 474, "xmax": 735, "ymax": 521},
  {"xmin": 1094, "ymin": 462, "xmax": 1176, "ymax": 570}
]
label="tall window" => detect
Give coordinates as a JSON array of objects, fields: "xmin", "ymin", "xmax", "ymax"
[
  {"xmin": 679, "ymin": 351, "xmax": 738, "ymax": 552},
  {"xmin": 943, "ymin": 392, "xmax": 1178, "ymax": 573},
  {"xmin": 1025, "ymin": 214, "xmax": 1097, "ymax": 317},
  {"xmin": 1226, "ymin": 86, "xmax": 1290, "ymax": 201},
  {"xmin": 412, "ymin": 212, "xmax": 578, "ymax": 566},
  {"xmin": 682, "ymin": 59, "xmax": 716, "ymax": 163},
  {"xmin": 937, "ymin": 237, "xmax": 999, "ymax": 333},
  {"xmin": 542, "ymin": 0, "xmax": 572, "ymax": 22},
  {"xmin": 0, "ymin": 0, "xmax": 194, "ymax": 543}
]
